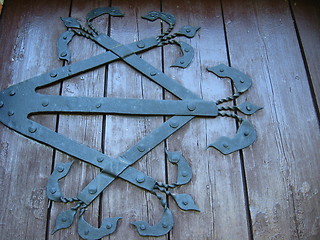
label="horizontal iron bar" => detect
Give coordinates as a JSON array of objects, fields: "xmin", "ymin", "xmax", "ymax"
[{"xmin": 32, "ymin": 95, "xmax": 218, "ymax": 117}]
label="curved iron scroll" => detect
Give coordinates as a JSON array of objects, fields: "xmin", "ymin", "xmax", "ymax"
[{"xmin": 0, "ymin": 7, "xmax": 262, "ymax": 239}]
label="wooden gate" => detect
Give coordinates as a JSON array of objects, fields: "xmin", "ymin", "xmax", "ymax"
[{"xmin": 0, "ymin": 0, "xmax": 319, "ymax": 239}]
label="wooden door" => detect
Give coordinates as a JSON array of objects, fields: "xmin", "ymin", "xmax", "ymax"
[{"xmin": 0, "ymin": 0, "xmax": 319, "ymax": 239}]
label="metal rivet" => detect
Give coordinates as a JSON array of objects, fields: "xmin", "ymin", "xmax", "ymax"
[
  {"xmin": 84, "ymin": 230, "xmax": 89, "ymax": 235},
  {"xmin": 97, "ymin": 157, "xmax": 104, "ymax": 162},
  {"xmin": 180, "ymin": 60, "xmax": 185, "ymax": 64},
  {"xmin": 136, "ymin": 176, "xmax": 145, "ymax": 183},
  {"xmin": 63, "ymin": 36, "xmax": 67, "ymax": 40},
  {"xmin": 42, "ymin": 101, "xmax": 49, "ymax": 107},
  {"xmin": 184, "ymin": 48, "xmax": 190, "ymax": 52},
  {"xmin": 187, "ymin": 104, "xmax": 196, "ymax": 111},
  {"xmin": 170, "ymin": 121, "xmax": 179, "ymax": 128},
  {"xmin": 171, "ymin": 156, "xmax": 180, "ymax": 163},
  {"xmin": 183, "ymin": 201, "xmax": 188, "ymax": 205},
  {"xmin": 162, "ymin": 223, "xmax": 168, "ymax": 228},
  {"xmin": 88, "ymin": 187, "xmax": 97, "ymax": 194},
  {"xmin": 0, "ymin": 101, "xmax": 3, "ymax": 108},
  {"xmin": 8, "ymin": 111, "xmax": 14, "ymax": 116},
  {"xmin": 240, "ymin": 79, "xmax": 245, "ymax": 83},
  {"xmin": 49, "ymin": 187, "xmax": 57, "ymax": 194},
  {"xmin": 9, "ymin": 90, "xmax": 16, "ymax": 96},
  {"xmin": 28, "ymin": 127, "xmax": 37, "ymax": 133},
  {"xmin": 244, "ymin": 132, "xmax": 249, "ymax": 136},
  {"xmin": 106, "ymin": 223, "xmax": 112, "ymax": 229},
  {"xmin": 50, "ymin": 72, "xmax": 57, "ymax": 78},
  {"xmin": 150, "ymin": 72, "xmax": 157, "ymax": 76},
  {"xmin": 137, "ymin": 41, "xmax": 145, "ymax": 48},
  {"xmin": 186, "ymin": 28, "xmax": 191, "ymax": 33},
  {"xmin": 246, "ymin": 106, "xmax": 251, "ymax": 111},
  {"xmin": 96, "ymin": 103, "xmax": 102, "ymax": 108},
  {"xmin": 57, "ymin": 166, "xmax": 64, "ymax": 172},
  {"xmin": 182, "ymin": 171, "xmax": 188, "ymax": 177},
  {"xmin": 137, "ymin": 144, "xmax": 145, "ymax": 152},
  {"xmin": 140, "ymin": 225, "xmax": 146, "ymax": 230},
  {"xmin": 60, "ymin": 52, "xmax": 67, "ymax": 57},
  {"xmin": 61, "ymin": 217, "xmax": 67, "ymax": 222},
  {"xmin": 111, "ymin": 9, "xmax": 116, "ymax": 12},
  {"xmin": 219, "ymin": 69, "xmax": 224, "ymax": 72},
  {"xmin": 223, "ymin": 143, "xmax": 228, "ymax": 148}
]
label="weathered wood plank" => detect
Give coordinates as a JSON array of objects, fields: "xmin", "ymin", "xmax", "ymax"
[
  {"xmin": 163, "ymin": 0, "xmax": 250, "ymax": 239},
  {"xmin": 101, "ymin": 0, "xmax": 167, "ymax": 239},
  {"xmin": 291, "ymin": 0, "xmax": 320, "ymax": 112},
  {"xmin": 0, "ymin": 0, "xmax": 70, "ymax": 239},
  {"xmin": 48, "ymin": 1, "xmax": 110, "ymax": 239},
  {"xmin": 223, "ymin": 0, "xmax": 320, "ymax": 239}
]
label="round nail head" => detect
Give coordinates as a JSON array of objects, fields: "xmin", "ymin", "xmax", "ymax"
[
  {"xmin": 9, "ymin": 90, "xmax": 16, "ymax": 96},
  {"xmin": 187, "ymin": 104, "xmax": 196, "ymax": 111},
  {"xmin": 60, "ymin": 52, "xmax": 67, "ymax": 57},
  {"xmin": 50, "ymin": 187, "xmax": 57, "ymax": 194},
  {"xmin": 8, "ymin": 111, "xmax": 14, "ymax": 116},
  {"xmin": 137, "ymin": 41, "xmax": 145, "ymax": 48},
  {"xmin": 136, "ymin": 177, "xmax": 145, "ymax": 183},
  {"xmin": 137, "ymin": 144, "xmax": 145, "ymax": 152},
  {"xmin": 88, "ymin": 187, "xmax": 97, "ymax": 194},
  {"xmin": 140, "ymin": 224, "xmax": 146, "ymax": 230},
  {"xmin": 42, "ymin": 101, "xmax": 49, "ymax": 107},
  {"xmin": 0, "ymin": 101, "xmax": 3, "ymax": 108},
  {"xmin": 28, "ymin": 127, "xmax": 37, "ymax": 133},
  {"xmin": 50, "ymin": 72, "xmax": 57, "ymax": 78},
  {"xmin": 106, "ymin": 223, "xmax": 112, "ymax": 229},
  {"xmin": 57, "ymin": 166, "xmax": 64, "ymax": 172},
  {"xmin": 246, "ymin": 106, "xmax": 251, "ymax": 111},
  {"xmin": 170, "ymin": 121, "xmax": 179, "ymax": 128},
  {"xmin": 150, "ymin": 72, "xmax": 157, "ymax": 76},
  {"xmin": 97, "ymin": 157, "xmax": 104, "ymax": 162}
]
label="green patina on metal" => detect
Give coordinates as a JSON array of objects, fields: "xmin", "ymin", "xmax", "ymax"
[{"xmin": 0, "ymin": 7, "xmax": 262, "ymax": 239}]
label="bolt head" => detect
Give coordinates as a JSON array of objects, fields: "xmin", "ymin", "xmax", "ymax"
[
  {"xmin": 150, "ymin": 72, "xmax": 157, "ymax": 76},
  {"xmin": 60, "ymin": 51, "xmax": 67, "ymax": 57},
  {"xmin": 140, "ymin": 224, "xmax": 146, "ymax": 230},
  {"xmin": 96, "ymin": 103, "xmax": 102, "ymax": 108},
  {"xmin": 61, "ymin": 217, "xmax": 67, "ymax": 222},
  {"xmin": 136, "ymin": 176, "xmax": 145, "ymax": 183},
  {"xmin": 63, "ymin": 35, "xmax": 68, "ymax": 40},
  {"xmin": 50, "ymin": 72, "xmax": 57, "ymax": 78},
  {"xmin": 106, "ymin": 223, "xmax": 112, "ymax": 229},
  {"xmin": 170, "ymin": 121, "xmax": 179, "ymax": 128},
  {"xmin": 137, "ymin": 41, "xmax": 145, "ymax": 48},
  {"xmin": 246, "ymin": 106, "xmax": 251, "ymax": 111},
  {"xmin": 42, "ymin": 101, "xmax": 49, "ymax": 107},
  {"xmin": 184, "ymin": 48, "xmax": 190, "ymax": 52},
  {"xmin": 0, "ymin": 101, "xmax": 3, "ymax": 108},
  {"xmin": 183, "ymin": 201, "xmax": 188, "ymax": 205},
  {"xmin": 8, "ymin": 111, "xmax": 14, "ymax": 116},
  {"xmin": 219, "ymin": 69, "xmax": 224, "ymax": 72},
  {"xmin": 240, "ymin": 79, "xmax": 245, "ymax": 83},
  {"xmin": 88, "ymin": 187, "xmax": 97, "ymax": 194},
  {"xmin": 187, "ymin": 104, "xmax": 196, "ymax": 111},
  {"xmin": 49, "ymin": 187, "xmax": 57, "ymax": 194},
  {"xmin": 97, "ymin": 157, "xmax": 104, "ymax": 162},
  {"xmin": 223, "ymin": 143, "xmax": 229, "ymax": 148},
  {"xmin": 180, "ymin": 60, "xmax": 185, "ymax": 64},
  {"xmin": 137, "ymin": 144, "xmax": 146, "ymax": 152},
  {"xmin": 28, "ymin": 127, "xmax": 37, "ymax": 133},
  {"xmin": 244, "ymin": 131, "xmax": 249, "ymax": 136},
  {"xmin": 57, "ymin": 166, "xmax": 64, "ymax": 172},
  {"xmin": 84, "ymin": 230, "xmax": 89, "ymax": 235},
  {"xmin": 9, "ymin": 90, "xmax": 16, "ymax": 96},
  {"xmin": 186, "ymin": 28, "xmax": 191, "ymax": 33},
  {"xmin": 181, "ymin": 171, "xmax": 188, "ymax": 177},
  {"xmin": 162, "ymin": 223, "xmax": 168, "ymax": 228}
]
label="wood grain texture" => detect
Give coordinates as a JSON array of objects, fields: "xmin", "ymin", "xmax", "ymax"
[
  {"xmin": 291, "ymin": 0, "xmax": 320, "ymax": 112},
  {"xmin": 48, "ymin": 1, "xmax": 108, "ymax": 239},
  {"xmin": 223, "ymin": 0, "xmax": 320, "ymax": 239},
  {"xmin": 0, "ymin": 0, "xmax": 70, "ymax": 239},
  {"xmin": 163, "ymin": 0, "xmax": 250, "ymax": 239},
  {"xmin": 101, "ymin": 1, "xmax": 167, "ymax": 240}
]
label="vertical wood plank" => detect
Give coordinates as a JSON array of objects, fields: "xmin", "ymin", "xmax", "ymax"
[
  {"xmin": 48, "ymin": 1, "xmax": 109, "ymax": 239},
  {"xmin": 223, "ymin": 0, "xmax": 320, "ymax": 239},
  {"xmin": 291, "ymin": 0, "xmax": 320, "ymax": 112},
  {"xmin": 0, "ymin": 0, "xmax": 70, "ymax": 239},
  {"xmin": 101, "ymin": 1, "xmax": 167, "ymax": 240},
  {"xmin": 163, "ymin": 0, "xmax": 250, "ymax": 239}
]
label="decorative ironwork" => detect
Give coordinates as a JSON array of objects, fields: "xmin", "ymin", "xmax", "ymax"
[{"xmin": 0, "ymin": 7, "xmax": 262, "ymax": 239}]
